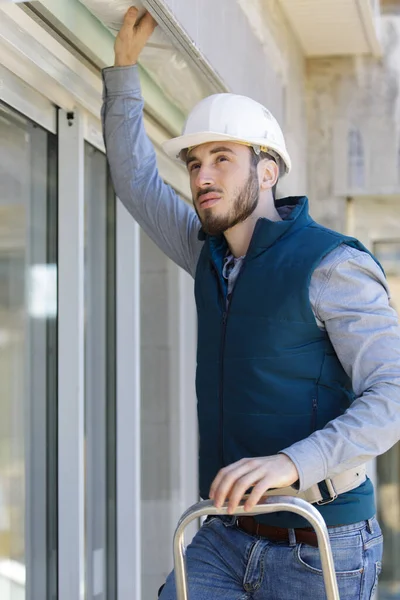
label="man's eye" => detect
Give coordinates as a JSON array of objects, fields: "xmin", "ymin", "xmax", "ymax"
[
  {"xmin": 217, "ymin": 156, "xmax": 228, "ymax": 163},
  {"xmin": 189, "ymin": 163, "xmax": 200, "ymax": 172}
]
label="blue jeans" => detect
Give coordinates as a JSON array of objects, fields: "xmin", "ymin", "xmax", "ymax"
[{"xmin": 159, "ymin": 515, "xmax": 383, "ymax": 600}]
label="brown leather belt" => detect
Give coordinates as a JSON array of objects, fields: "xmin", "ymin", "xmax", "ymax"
[{"xmin": 236, "ymin": 516, "xmax": 319, "ymax": 548}]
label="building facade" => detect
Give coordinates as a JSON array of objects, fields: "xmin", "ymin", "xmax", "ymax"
[{"xmin": 0, "ymin": 1, "xmax": 398, "ymax": 599}]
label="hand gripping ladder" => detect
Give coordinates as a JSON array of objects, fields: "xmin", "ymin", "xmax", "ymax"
[{"xmin": 173, "ymin": 496, "xmax": 340, "ymax": 600}]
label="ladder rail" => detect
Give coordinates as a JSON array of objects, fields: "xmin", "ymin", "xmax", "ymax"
[{"xmin": 173, "ymin": 496, "xmax": 340, "ymax": 600}]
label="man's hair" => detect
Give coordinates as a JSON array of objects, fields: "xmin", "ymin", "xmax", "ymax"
[{"xmin": 250, "ymin": 149, "xmax": 279, "ymax": 200}]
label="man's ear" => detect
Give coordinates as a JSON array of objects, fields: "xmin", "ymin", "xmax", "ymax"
[{"xmin": 259, "ymin": 159, "xmax": 279, "ymax": 192}]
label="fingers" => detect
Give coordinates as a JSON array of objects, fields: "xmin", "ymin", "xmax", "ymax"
[
  {"xmin": 122, "ymin": 7, "xmax": 157, "ymax": 35},
  {"xmin": 210, "ymin": 458, "xmax": 266, "ymax": 513},
  {"xmin": 122, "ymin": 6, "xmax": 139, "ymax": 28},
  {"xmin": 115, "ymin": 8, "xmax": 157, "ymax": 66},
  {"xmin": 209, "ymin": 458, "xmax": 248, "ymax": 500},
  {"xmin": 226, "ymin": 467, "xmax": 267, "ymax": 514},
  {"xmin": 137, "ymin": 11, "xmax": 158, "ymax": 35},
  {"xmin": 208, "ymin": 454, "xmax": 299, "ymax": 516},
  {"xmin": 244, "ymin": 477, "xmax": 271, "ymax": 511}
]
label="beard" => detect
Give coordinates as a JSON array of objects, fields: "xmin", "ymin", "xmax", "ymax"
[{"xmin": 194, "ymin": 168, "xmax": 259, "ymax": 236}]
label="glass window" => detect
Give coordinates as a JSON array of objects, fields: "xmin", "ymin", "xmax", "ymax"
[
  {"xmin": 84, "ymin": 142, "xmax": 116, "ymax": 600},
  {"xmin": 0, "ymin": 102, "xmax": 58, "ymax": 600},
  {"xmin": 348, "ymin": 127, "xmax": 365, "ymax": 190}
]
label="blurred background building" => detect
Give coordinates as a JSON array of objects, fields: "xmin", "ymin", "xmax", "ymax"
[{"xmin": 0, "ymin": 1, "xmax": 399, "ymax": 599}]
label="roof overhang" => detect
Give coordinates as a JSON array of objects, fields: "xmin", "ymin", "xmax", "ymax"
[
  {"xmin": 277, "ymin": 0, "xmax": 382, "ymax": 57},
  {"xmin": 77, "ymin": 0, "xmax": 227, "ymax": 114}
]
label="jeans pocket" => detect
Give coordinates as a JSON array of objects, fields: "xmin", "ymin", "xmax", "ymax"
[
  {"xmin": 369, "ymin": 561, "xmax": 382, "ymax": 600},
  {"xmin": 296, "ymin": 540, "xmax": 364, "ymax": 577}
]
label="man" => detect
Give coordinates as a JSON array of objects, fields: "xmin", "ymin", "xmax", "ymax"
[{"xmin": 102, "ymin": 7, "xmax": 400, "ymax": 599}]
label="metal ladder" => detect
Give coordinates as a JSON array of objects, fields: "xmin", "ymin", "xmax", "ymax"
[{"xmin": 173, "ymin": 495, "xmax": 340, "ymax": 600}]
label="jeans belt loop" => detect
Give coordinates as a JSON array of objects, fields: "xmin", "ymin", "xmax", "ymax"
[
  {"xmin": 367, "ymin": 518, "xmax": 374, "ymax": 534},
  {"xmin": 316, "ymin": 478, "xmax": 338, "ymax": 506}
]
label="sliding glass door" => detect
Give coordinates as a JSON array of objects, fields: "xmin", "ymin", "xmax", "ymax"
[{"xmin": 0, "ymin": 101, "xmax": 58, "ymax": 600}]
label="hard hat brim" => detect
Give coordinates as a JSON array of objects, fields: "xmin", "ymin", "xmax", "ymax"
[{"xmin": 162, "ymin": 131, "xmax": 291, "ymax": 175}]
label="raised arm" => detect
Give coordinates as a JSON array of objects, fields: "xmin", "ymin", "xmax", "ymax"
[{"xmin": 101, "ymin": 8, "xmax": 202, "ymax": 276}]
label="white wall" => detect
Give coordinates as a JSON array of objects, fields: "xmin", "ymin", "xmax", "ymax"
[
  {"xmin": 140, "ymin": 231, "xmax": 198, "ymax": 600},
  {"xmin": 140, "ymin": 232, "xmax": 179, "ymax": 599}
]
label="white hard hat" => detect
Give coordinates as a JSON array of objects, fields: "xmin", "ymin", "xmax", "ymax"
[{"xmin": 162, "ymin": 93, "xmax": 291, "ymax": 175}]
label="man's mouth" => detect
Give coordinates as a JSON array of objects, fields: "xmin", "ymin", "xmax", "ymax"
[{"xmin": 199, "ymin": 192, "xmax": 222, "ymax": 208}]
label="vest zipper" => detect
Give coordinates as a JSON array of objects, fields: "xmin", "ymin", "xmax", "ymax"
[
  {"xmin": 216, "ymin": 264, "xmax": 247, "ymax": 467},
  {"xmin": 311, "ymin": 397, "xmax": 318, "ymax": 432},
  {"xmin": 209, "ymin": 262, "xmax": 228, "ymax": 467},
  {"xmin": 219, "ymin": 310, "xmax": 228, "ymax": 465},
  {"xmin": 211, "ymin": 224, "xmax": 259, "ymax": 468}
]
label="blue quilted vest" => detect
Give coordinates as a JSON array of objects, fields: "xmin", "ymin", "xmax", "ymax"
[{"xmin": 195, "ymin": 196, "xmax": 377, "ymax": 527}]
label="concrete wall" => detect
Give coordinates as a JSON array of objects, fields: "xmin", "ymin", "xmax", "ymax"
[
  {"xmin": 348, "ymin": 195, "xmax": 400, "ymax": 250},
  {"xmin": 347, "ymin": 194, "xmax": 400, "ymax": 302},
  {"xmin": 306, "ymin": 15, "xmax": 400, "ymax": 231}
]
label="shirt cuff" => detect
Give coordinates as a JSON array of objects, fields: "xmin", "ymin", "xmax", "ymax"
[
  {"xmin": 102, "ymin": 65, "xmax": 141, "ymax": 97},
  {"xmin": 279, "ymin": 437, "xmax": 327, "ymax": 491}
]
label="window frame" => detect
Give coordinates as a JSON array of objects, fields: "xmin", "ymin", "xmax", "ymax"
[{"xmin": 1, "ymin": 8, "xmax": 199, "ymax": 600}]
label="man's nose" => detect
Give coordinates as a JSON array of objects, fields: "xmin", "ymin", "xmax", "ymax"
[{"xmin": 195, "ymin": 165, "xmax": 214, "ymax": 188}]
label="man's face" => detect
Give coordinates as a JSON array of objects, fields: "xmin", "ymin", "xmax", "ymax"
[{"xmin": 185, "ymin": 141, "xmax": 260, "ymax": 236}]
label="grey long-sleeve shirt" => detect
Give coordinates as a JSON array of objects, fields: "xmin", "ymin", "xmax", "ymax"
[{"xmin": 102, "ymin": 64, "xmax": 400, "ymax": 492}]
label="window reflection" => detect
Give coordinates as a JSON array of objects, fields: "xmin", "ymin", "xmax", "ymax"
[
  {"xmin": 0, "ymin": 103, "xmax": 57, "ymax": 600},
  {"xmin": 28, "ymin": 264, "xmax": 57, "ymax": 318}
]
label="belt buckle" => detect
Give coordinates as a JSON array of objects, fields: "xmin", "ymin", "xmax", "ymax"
[{"xmin": 316, "ymin": 478, "xmax": 338, "ymax": 506}]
